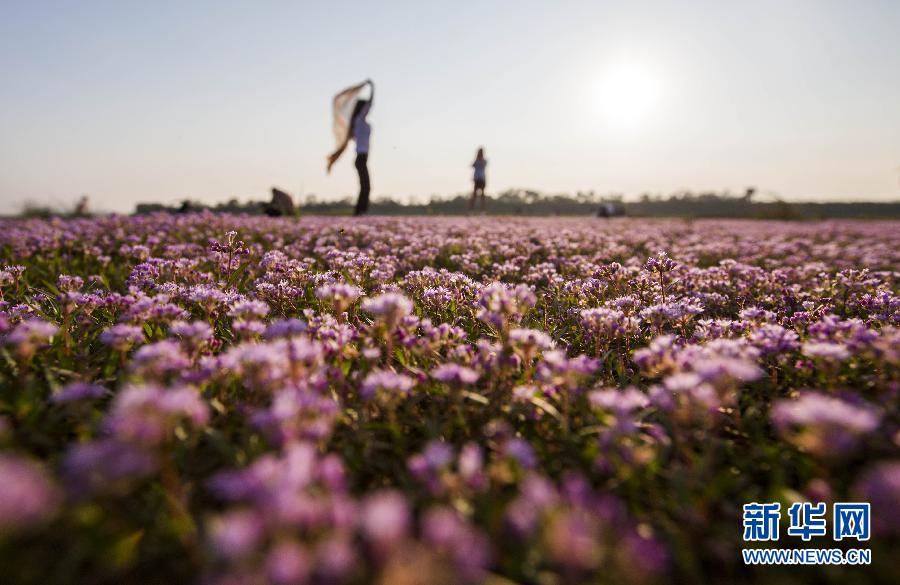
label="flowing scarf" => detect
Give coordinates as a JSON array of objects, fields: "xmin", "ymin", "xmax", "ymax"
[{"xmin": 327, "ymin": 82, "xmax": 368, "ymax": 172}]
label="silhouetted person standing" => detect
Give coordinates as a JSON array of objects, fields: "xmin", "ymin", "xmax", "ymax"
[
  {"xmin": 327, "ymin": 79, "xmax": 374, "ymax": 216},
  {"xmin": 351, "ymin": 97, "xmax": 372, "ymax": 216},
  {"xmin": 470, "ymin": 147, "xmax": 487, "ymax": 211}
]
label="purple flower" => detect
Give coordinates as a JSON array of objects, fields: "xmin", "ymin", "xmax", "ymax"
[
  {"xmin": 316, "ymin": 283, "xmax": 362, "ymax": 313},
  {"xmin": 100, "ymin": 323, "xmax": 146, "ymax": 351},
  {"xmin": 58, "ymin": 274, "xmax": 84, "ymax": 291},
  {"xmin": 476, "ymin": 283, "xmax": 536, "ymax": 330},
  {"xmin": 265, "ymin": 540, "xmax": 311, "ymax": 585},
  {"xmin": 645, "ymin": 251, "xmax": 678, "ymax": 273},
  {"xmin": 170, "ymin": 320, "xmax": 214, "ymax": 341},
  {"xmin": 360, "ymin": 369, "xmax": 416, "ymax": 400},
  {"xmin": 580, "ymin": 307, "xmax": 639, "ymax": 340},
  {"xmin": 619, "ymin": 528, "xmax": 670, "ymax": 579},
  {"xmin": 129, "ymin": 340, "xmax": 191, "ymax": 379},
  {"xmin": 458, "ymin": 442, "xmax": 486, "ymax": 489},
  {"xmin": 589, "ymin": 387, "xmax": 649, "ymax": 414},
  {"xmin": 508, "ymin": 328, "xmax": 554, "ymax": 356},
  {"xmin": 362, "ymin": 293, "xmax": 414, "ymax": 328},
  {"xmin": 422, "ymin": 441, "xmax": 455, "ymax": 469},
  {"xmin": 852, "ymin": 461, "xmax": 900, "ymax": 536},
  {"xmin": 264, "ymin": 318, "xmax": 308, "ymax": 339},
  {"xmin": 748, "ymin": 323, "xmax": 800, "ymax": 356},
  {"xmin": 692, "ymin": 357, "xmax": 762, "ymax": 385},
  {"xmin": 64, "ymin": 439, "xmax": 159, "ymax": 496},
  {"xmin": 106, "ymin": 384, "xmax": 210, "ymax": 446},
  {"xmin": 208, "ymin": 510, "xmax": 265, "ymax": 560},
  {"xmin": 431, "ymin": 363, "xmax": 479, "ymax": 385},
  {"xmin": 233, "ymin": 319, "xmax": 266, "ymax": 338},
  {"xmin": 51, "ymin": 382, "xmax": 106, "ymax": 404},
  {"xmin": 802, "ymin": 341, "xmax": 851, "ymax": 362},
  {"xmin": 503, "ymin": 437, "xmax": 537, "ymax": 469},
  {"xmin": 4, "ymin": 319, "xmax": 57, "ymax": 357},
  {"xmin": 537, "ymin": 350, "xmax": 600, "ymax": 389},
  {"xmin": 772, "ymin": 392, "xmax": 881, "ymax": 457},
  {"xmin": 0, "ymin": 454, "xmax": 60, "ymax": 533},
  {"xmin": 739, "ymin": 307, "xmax": 776, "ymax": 322},
  {"xmin": 361, "ymin": 490, "xmax": 411, "ymax": 547},
  {"xmin": 512, "ymin": 384, "xmax": 538, "ymax": 402},
  {"xmin": 228, "ymin": 300, "xmax": 270, "ymax": 320},
  {"xmin": 314, "ymin": 535, "xmax": 358, "ymax": 582},
  {"xmin": 422, "ymin": 506, "xmax": 491, "ymax": 578}
]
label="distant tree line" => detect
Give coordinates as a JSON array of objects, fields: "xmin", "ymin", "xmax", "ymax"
[
  {"xmin": 294, "ymin": 188, "xmax": 900, "ymax": 219},
  {"xmin": 184, "ymin": 188, "xmax": 899, "ymax": 219},
  {"xmin": 15, "ymin": 189, "xmax": 900, "ymax": 220}
]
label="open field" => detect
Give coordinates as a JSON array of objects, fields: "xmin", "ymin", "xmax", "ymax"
[{"xmin": 1, "ymin": 215, "xmax": 898, "ymax": 584}]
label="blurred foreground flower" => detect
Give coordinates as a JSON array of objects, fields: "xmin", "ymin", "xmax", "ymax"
[{"xmin": 0, "ymin": 454, "xmax": 61, "ymax": 534}]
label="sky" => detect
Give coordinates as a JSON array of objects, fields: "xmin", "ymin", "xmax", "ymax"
[{"xmin": 1, "ymin": 0, "xmax": 899, "ymax": 214}]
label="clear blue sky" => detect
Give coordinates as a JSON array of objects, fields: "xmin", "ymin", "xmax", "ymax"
[{"xmin": 1, "ymin": 0, "xmax": 899, "ymax": 213}]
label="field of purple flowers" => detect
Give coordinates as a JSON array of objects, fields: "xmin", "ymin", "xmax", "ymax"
[{"xmin": 0, "ymin": 214, "xmax": 898, "ymax": 584}]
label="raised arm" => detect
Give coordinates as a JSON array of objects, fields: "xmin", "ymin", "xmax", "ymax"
[{"xmin": 366, "ymin": 79, "xmax": 374, "ymax": 108}]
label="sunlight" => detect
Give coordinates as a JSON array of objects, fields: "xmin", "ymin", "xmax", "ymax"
[{"xmin": 595, "ymin": 61, "xmax": 662, "ymax": 131}]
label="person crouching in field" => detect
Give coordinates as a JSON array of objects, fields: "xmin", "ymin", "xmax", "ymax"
[{"xmin": 470, "ymin": 147, "xmax": 487, "ymax": 212}]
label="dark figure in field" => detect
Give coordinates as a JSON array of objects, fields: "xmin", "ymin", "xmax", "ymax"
[
  {"xmin": 265, "ymin": 187, "xmax": 295, "ymax": 217},
  {"xmin": 470, "ymin": 147, "xmax": 487, "ymax": 211},
  {"xmin": 595, "ymin": 202, "xmax": 624, "ymax": 218},
  {"xmin": 73, "ymin": 195, "xmax": 90, "ymax": 217},
  {"xmin": 327, "ymin": 79, "xmax": 374, "ymax": 216},
  {"xmin": 177, "ymin": 199, "xmax": 198, "ymax": 214}
]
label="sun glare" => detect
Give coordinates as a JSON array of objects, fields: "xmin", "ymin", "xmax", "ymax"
[{"xmin": 595, "ymin": 61, "xmax": 662, "ymax": 131}]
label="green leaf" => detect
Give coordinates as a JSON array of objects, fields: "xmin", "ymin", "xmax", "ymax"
[
  {"xmin": 111, "ymin": 529, "xmax": 144, "ymax": 569},
  {"xmin": 529, "ymin": 396, "xmax": 561, "ymax": 421}
]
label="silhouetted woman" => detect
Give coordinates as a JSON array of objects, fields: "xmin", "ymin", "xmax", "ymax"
[
  {"xmin": 470, "ymin": 147, "xmax": 487, "ymax": 211},
  {"xmin": 327, "ymin": 79, "xmax": 374, "ymax": 216}
]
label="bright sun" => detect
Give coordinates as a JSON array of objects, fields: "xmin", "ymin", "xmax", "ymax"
[{"xmin": 595, "ymin": 61, "xmax": 662, "ymax": 130}]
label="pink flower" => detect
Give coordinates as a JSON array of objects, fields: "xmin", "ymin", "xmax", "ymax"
[
  {"xmin": 4, "ymin": 319, "xmax": 57, "ymax": 357},
  {"xmin": 208, "ymin": 510, "xmax": 265, "ymax": 560},
  {"xmin": 265, "ymin": 540, "xmax": 311, "ymax": 585},
  {"xmin": 0, "ymin": 454, "xmax": 60, "ymax": 533},
  {"xmin": 802, "ymin": 341, "xmax": 851, "ymax": 362},
  {"xmin": 362, "ymin": 293, "xmax": 414, "ymax": 327},
  {"xmin": 361, "ymin": 490, "xmax": 411, "ymax": 547},
  {"xmin": 106, "ymin": 384, "xmax": 210, "ymax": 446},
  {"xmin": 772, "ymin": 392, "xmax": 881, "ymax": 457}
]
